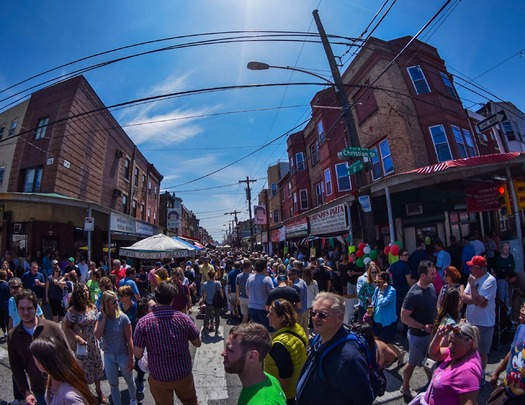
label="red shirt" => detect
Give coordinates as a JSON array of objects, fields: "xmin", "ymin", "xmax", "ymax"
[
  {"xmin": 112, "ymin": 267, "xmax": 126, "ymax": 285},
  {"xmin": 133, "ymin": 305, "xmax": 199, "ymax": 382}
]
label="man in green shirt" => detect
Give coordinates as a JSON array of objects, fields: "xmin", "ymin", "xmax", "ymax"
[{"xmin": 222, "ymin": 323, "xmax": 286, "ymax": 405}]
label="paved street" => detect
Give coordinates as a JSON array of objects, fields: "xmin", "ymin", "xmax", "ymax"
[{"xmin": 0, "ymin": 302, "xmax": 512, "ymax": 404}]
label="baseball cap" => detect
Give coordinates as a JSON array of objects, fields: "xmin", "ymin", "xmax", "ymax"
[
  {"xmin": 466, "ymin": 255, "xmax": 486, "ymax": 267},
  {"xmin": 317, "ymin": 258, "xmax": 325, "ymax": 265},
  {"xmin": 155, "ymin": 261, "xmax": 162, "ymax": 267},
  {"xmin": 68, "ymin": 257, "xmax": 75, "ymax": 262},
  {"xmin": 52, "ymin": 259, "xmax": 59, "ymax": 265}
]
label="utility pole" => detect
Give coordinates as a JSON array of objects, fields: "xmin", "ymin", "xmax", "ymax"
[
  {"xmin": 313, "ymin": 9, "xmax": 373, "ymax": 244},
  {"xmin": 224, "ymin": 210, "xmax": 241, "ymax": 247},
  {"xmin": 239, "ymin": 176, "xmax": 257, "ymax": 251}
]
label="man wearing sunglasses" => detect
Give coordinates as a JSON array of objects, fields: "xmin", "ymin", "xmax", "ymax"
[{"xmin": 296, "ymin": 292, "xmax": 374, "ymax": 404}]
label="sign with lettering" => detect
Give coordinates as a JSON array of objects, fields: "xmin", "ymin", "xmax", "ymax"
[
  {"xmin": 465, "ymin": 185, "xmax": 501, "ymax": 212},
  {"xmin": 341, "ymin": 147, "xmax": 377, "ymax": 158},
  {"xmin": 309, "ymin": 203, "xmax": 348, "ymax": 235}
]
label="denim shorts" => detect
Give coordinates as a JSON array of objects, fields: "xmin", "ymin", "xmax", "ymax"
[
  {"xmin": 476, "ymin": 325, "xmax": 494, "ymax": 355},
  {"xmin": 407, "ymin": 332, "xmax": 432, "ymax": 366}
]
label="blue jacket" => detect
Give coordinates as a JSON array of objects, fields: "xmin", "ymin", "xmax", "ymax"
[{"xmin": 373, "ymin": 285, "xmax": 397, "ymax": 326}]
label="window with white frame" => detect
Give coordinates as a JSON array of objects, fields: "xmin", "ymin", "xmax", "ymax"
[
  {"xmin": 122, "ymin": 194, "xmax": 128, "ymax": 213},
  {"xmin": 335, "ymin": 163, "xmax": 352, "ymax": 191},
  {"xmin": 35, "ymin": 117, "xmax": 49, "ymax": 140},
  {"xmin": 452, "ymin": 125, "xmax": 467, "ymax": 158},
  {"xmin": 273, "ymin": 209, "xmax": 279, "ymax": 223},
  {"xmin": 407, "ymin": 66, "xmax": 431, "ymax": 95},
  {"xmin": 8, "ymin": 119, "xmax": 18, "ymax": 136},
  {"xmin": 370, "ymin": 147, "xmax": 382, "ymax": 180},
  {"xmin": 132, "ymin": 199, "xmax": 137, "ymax": 217},
  {"xmin": 293, "ymin": 192, "xmax": 298, "ymax": 212},
  {"xmin": 317, "ymin": 120, "xmax": 325, "ymax": 144},
  {"xmin": 271, "ymin": 183, "xmax": 277, "ymax": 197},
  {"xmin": 324, "ymin": 168, "xmax": 332, "ymax": 195},
  {"xmin": 439, "ymin": 72, "xmax": 458, "ymax": 99},
  {"xmin": 296, "ymin": 152, "xmax": 305, "ymax": 171},
  {"xmin": 429, "ymin": 125, "xmax": 452, "ymax": 162},
  {"xmin": 462, "ymin": 129, "xmax": 477, "ymax": 157},
  {"xmin": 23, "ymin": 166, "xmax": 43, "ymax": 192},
  {"xmin": 288, "ymin": 182, "xmax": 291, "ymax": 197},
  {"xmin": 315, "ymin": 181, "xmax": 324, "ymax": 206},
  {"xmin": 124, "ymin": 158, "xmax": 130, "ymax": 180},
  {"xmin": 147, "ymin": 208, "xmax": 151, "ymax": 222},
  {"xmin": 379, "ymin": 139, "xmax": 394, "ymax": 175},
  {"xmin": 289, "ymin": 156, "xmax": 294, "ymax": 173},
  {"xmin": 310, "ymin": 142, "xmax": 320, "ymax": 167},
  {"xmin": 134, "ymin": 168, "xmax": 139, "ymax": 186},
  {"xmin": 502, "ymin": 121, "xmax": 515, "ymax": 140},
  {"xmin": 300, "ymin": 189, "xmax": 308, "ymax": 210}
]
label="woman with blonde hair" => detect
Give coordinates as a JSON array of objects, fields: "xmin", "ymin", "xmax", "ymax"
[
  {"xmin": 265, "ymin": 298, "xmax": 308, "ymax": 404},
  {"xmin": 357, "ymin": 261, "xmax": 380, "ymax": 322},
  {"xmin": 30, "ymin": 336, "xmax": 97, "ymax": 405},
  {"xmin": 95, "ymin": 290, "xmax": 137, "ymax": 405}
]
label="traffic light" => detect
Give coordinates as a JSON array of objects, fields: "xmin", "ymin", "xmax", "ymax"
[
  {"xmin": 513, "ymin": 177, "xmax": 525, "ymax": 210},
  {"xmin": 498, "ymin": 184, "xmax": 512, "ymax": 215}
]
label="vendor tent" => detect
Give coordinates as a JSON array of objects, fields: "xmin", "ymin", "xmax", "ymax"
[{"xmin": 119, "ymin": 233, "xmax": 194, "ymax": 259}]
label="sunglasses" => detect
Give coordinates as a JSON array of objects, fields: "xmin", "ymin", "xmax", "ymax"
[
  {"xmin": 450, "ymin": 327, "xmax": 472, "ymax": 340},
  {"xmin": 310, "ymin": 310, "xmax": 330, "ymax": 319},
  {"xmin": 401, "ymin": 253, "xmax": 409, "ymax": 257}
]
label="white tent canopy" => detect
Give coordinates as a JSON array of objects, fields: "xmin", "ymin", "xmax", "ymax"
[{"xmin": 119, "ymin": 233, "xmax": 195, "ymax": 259}]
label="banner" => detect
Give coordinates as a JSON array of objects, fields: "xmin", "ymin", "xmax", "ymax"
[{"xmin": 254, "ymin": 205, "xmax": 267, "ymax": 225}]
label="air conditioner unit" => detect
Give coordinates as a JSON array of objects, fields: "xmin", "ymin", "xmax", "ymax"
[
  {"xmin": 406, "ymin": 202, "xmax": 423, "ymax": 216},
  {"xmin": 112, "ymin": 189, "xmax": 122, "ymax": 198},
  {"xmin": 115, "ymin": 149, "xmax": 124, "ymax": 159}
]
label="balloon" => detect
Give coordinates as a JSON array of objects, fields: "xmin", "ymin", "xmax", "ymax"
[
  {"xmin": 390, "ymin": 244, "xmax": 400, "ymax": 256},
  {"xmin": 363, "ymin": 257, "xmax": 371, "ymax": 265},
  {"xmin": 394, "ymin": 241, "xmax": 403, "ymax": 249},
  {"xmin": 369, "ymin": 250, "xmax": 378, "ymax": 260},
  {"xmin": 383, "ymin": 246, "xmax": 390, "ymax": 255},
  {"xmin": 356, "ymin": 258, "xmax": 365, "ymax": 267},
  {"xmin": 363, "ymin": 246, "xmax": 371, "ymax": 254},
  {"xmin": 358, "ymin": 243, "xmax": 366, "ymax": 251},
  {"xmin": 356, "ymin": 250, "xmax": 364, "ymax": 258}
]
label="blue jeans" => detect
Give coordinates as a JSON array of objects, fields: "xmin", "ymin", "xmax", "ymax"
[
  {"xmin": 34, "ymin": 392, "xmax": 46, "ymax": 405},
  {"xmin": 249, "ymin": 308, "xmax": 270, "ymax": 330},
  {"xmin": 104, "ymin": 352, "xmax": 136, "ymax": 405}
]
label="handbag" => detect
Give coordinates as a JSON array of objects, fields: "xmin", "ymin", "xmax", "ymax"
[{"xmin": 212, "ymin": 284, "xmax": 227, "ymax": 308}]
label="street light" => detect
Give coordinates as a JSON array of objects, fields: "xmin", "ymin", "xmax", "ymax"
[{"xmin": 247, "ymin": 61, "xmax": 334, "ymax": 85}]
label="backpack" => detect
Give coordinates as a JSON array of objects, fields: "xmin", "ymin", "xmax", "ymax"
[
  {"xmin": 212, "ymin": 283, "xmax": 227, "ymax": 308},
  {"xmin": 313, "ymin": 326, "xmax": 386, "ymax": 398}
]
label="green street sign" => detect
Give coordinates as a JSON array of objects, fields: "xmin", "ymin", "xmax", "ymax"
[
  {"xmin": 347, "ymin": 160, "xmax": 365, "ymax": 176},
  {"xmin": 341, "ymin": 147, "xmax": 377, "ymax": 158}
]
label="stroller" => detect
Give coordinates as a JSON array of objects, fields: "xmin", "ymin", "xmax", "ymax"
[{"xmin": 492, "ymin": 297, "xmax": 513, "ymax": 349}]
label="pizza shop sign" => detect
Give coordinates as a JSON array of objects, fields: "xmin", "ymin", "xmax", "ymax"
[{"xmin": 309, "ymin": 203, "xmax": 348, "ymax": 235}]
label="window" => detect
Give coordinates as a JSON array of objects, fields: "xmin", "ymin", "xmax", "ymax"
[
  {"xmin": 35, "ymin": 117, "xmax": 49, "ymax": 140},
  {"xmin": 271, "ymin": 183, "xmax": 277, "ymax": 197},
  {"xmin": 23, "ymin": 166, "xmax": 43, "ymax": 192},
  {"xmin": 439, "ymin": 72, "xmax": 458, "ymax": 99},
  {"xmin": 289, "ymin": 207, "xmax": 293, "ymax": 218},
  {"xmin": 502, "ymin": 121, "xmax": 515, "ymax": 140},
  {"xmin": 124, "ymin": 158, "xmax": 130, "ymax": 180},
  {"xmin": 0, "ymin": 166, "xmax": 5, "ymax": 186},
  {"xmin": 462, "ymin": 129, "xmax": 476, "ymax": 157},
  {"xmin": 407, "ymin": 66, "xmax": 431, "ymax": 95},
  {"xmin": 315, "ymin": 181, "xmax": 324, "ymax": 206},
  {"xmin": 154, "ymin": 187, "xmax": 157, "ymax": 199},
  {"xmin": 310, "ymin": 142, "xmax": 320, "ymax": 167},
  {"xmin": 273, "ymin": 209, "xmax": 279, "ymax": 223},
  {"xmin": 296, "ymin": 152, "xmax": 305, "ymax": 171},
  {"xmin": 141, "ymin": 204, "xmax": 145, "ymax": 220},
  {"xmin": 324, "ymin": 168, "xmax": 332, "ymax": 195},
  {"xmin": 134, "ymin": 168, "xmax": 139, "ymax": 186},
  {"xmin": 147, "ymin": 208, "xmax": 151, "ymax": 222},
  {"xmin": 293, "ymin": 192, "xmax": 298, "ymax": 212},
  {"xmin": 300, "ymin": 189, "xmax": 308, "ymax": 210},
  {"xmin": 379, "ymin": 139, "xmax": 394, "ymax": 175},
  {"xmin": 122, "ymin": 195, "xmax": 128, "ymax": 213},
  {"xmin": 317, "ymin": 120, "xmax": 325, "ymax": 144},
  {"xmin": 288, "ymin": 182, "xmax": 291, "ymax": 197},
  {"xmin": 0, "ymin": 123, "xmax": 5, "ymax": 139},
  {"xmin": 132, "ymin": 200, "xmax": 137, "ymax": 217},
  {"xmin": 429, "ymin": 125, "xmax": 452, "ymax": 162},
  {"xmin": 8, "ymin": 119, "xmax": 18, "ymax": 136},
  {"xmin": 289, "ymin": 156, "xmax": 294, "ymax": 173},
  {"xmin": 142, "ymin": 174, "xmax": 146, "ymax": 185},
  {"xmin": 452, "ymin": 126, "xmax": 467, "ymax": 158},
  {"xmin": 148, "ymin": 180, "xmax": 152, "ymax": 195},
  {"xmin": 335, "ymin": 163, "xmax": 352, "ymax": 191}
]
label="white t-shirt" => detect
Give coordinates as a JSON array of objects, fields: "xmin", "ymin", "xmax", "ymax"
[{"xmin": 464, "ymin": 272, "xmax": 496, "ymax": 327}]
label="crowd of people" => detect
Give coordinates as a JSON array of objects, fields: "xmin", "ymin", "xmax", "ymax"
[{"xmin": 0, "ymin": 235, "xmax": 524, "ymax": 405}]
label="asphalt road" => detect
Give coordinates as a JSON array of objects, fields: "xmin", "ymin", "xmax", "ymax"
[{"xmin": 0, "ymin": 302, "xmax": 513, "ymax": 404}]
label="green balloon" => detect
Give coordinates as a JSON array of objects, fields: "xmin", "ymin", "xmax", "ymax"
[
  {"xmin": 369, "ymin": 250, "xmax": 378, "ymax": 260},
  {"xmin": 394, "ymin": 241, "xmax": 403, "ymax": 249},
  {"xmin": 356, "ymin": 258, "xmax": 365, "ymax": 267}
]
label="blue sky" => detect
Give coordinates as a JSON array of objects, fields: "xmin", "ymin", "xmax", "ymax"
[{"xmin": 1, "ymin": 0, "xmax": 523, "ymax": 242}]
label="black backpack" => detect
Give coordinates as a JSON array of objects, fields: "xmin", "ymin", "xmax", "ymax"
[{"xmin": 313, "ymin": 326, "xmax": 386, "ymax": 398}]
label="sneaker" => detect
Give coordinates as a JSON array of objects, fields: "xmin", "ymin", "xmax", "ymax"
[
  {"xmin": 135, "ymin": 379, "xmax": 144, "ymax": 394},
  {"xmin": 129, "ymin": 400, "xmax": 138, "ymax": 405},
  {"xmin": 399, "ymin": 386, "xmax": 418, "ymax": 398}
]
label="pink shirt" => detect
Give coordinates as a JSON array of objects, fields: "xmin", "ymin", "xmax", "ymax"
[{"xmin": 425, "ymin": 348, "xmax": 481, "ymax": 405}]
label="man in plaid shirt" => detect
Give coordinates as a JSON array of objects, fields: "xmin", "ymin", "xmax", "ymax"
[{"xmin": 134, "ymin": 281, "xmax": 201, "ymax": 405}]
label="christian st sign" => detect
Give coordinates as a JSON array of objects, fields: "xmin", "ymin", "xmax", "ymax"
[
  {"xmin": 465, "ymin": 184, "xmax": 502, "ymax": 213},
  {"xmin": 340, "ymin": 147, "xmax": 377, "ymax": 158}
]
